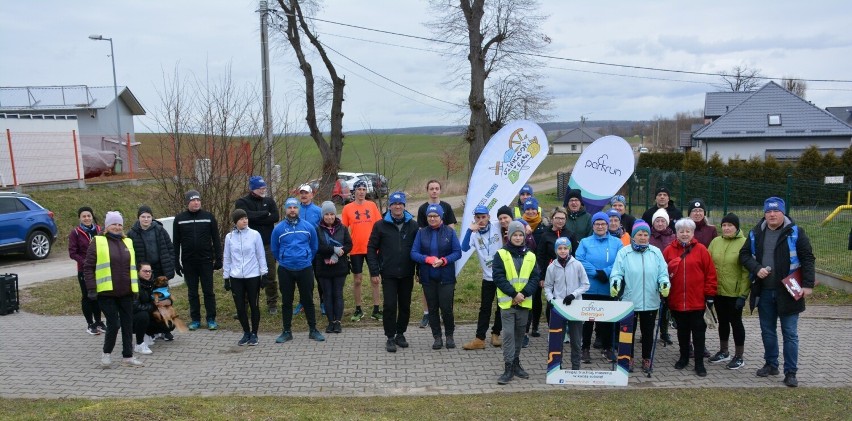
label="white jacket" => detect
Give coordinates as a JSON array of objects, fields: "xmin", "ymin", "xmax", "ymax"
[
  {"xmin": 223, "ymin": 227, "xmax": 267, "ymax": 279},
  {"xmin": 463, "ymin": 222, "xmax": 503, "ymax": 281},
  {"xmin": 544, "ymin": 257, "xmax": 590, "ymax": 302}
]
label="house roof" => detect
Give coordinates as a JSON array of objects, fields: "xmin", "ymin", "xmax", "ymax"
[
  {"xmin": 825, "ymin": 106, "xmax": 852, "ymax": 126},
  {"xmin": 552, "ymin": 127, "xmax": 601, "ymax": 144},
  {"xmin": 0, "ymin": 85, "xmax": 145, "ymax": 115},
  {"xmin": 704, "ymin": 91, "xmax": 752, "ymax": 118},
  {"xmin": 693, "ymin": 81, "xmax": 852, "ymax": 139}
]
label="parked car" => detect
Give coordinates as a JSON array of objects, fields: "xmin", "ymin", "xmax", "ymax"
[
  {"xmin": 639, "ymin": 147, "xmax": 650, "ymax": 153},
  {"xmin": 291, "ymin": 178, "xmax": 351, "ymax": 205},
  {"xmin": 361, "ymin": 172, "xmax": 389, "ymax": 198},
  {"xmin": 0, "ymin": 192, "xmax": 59, "ymax": 260},
  {"xmin": 338, "ymin": 172, "xmax": 388, "ymax": 199}
]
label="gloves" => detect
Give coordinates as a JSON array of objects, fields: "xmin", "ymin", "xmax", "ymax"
[
  {"xmin": 659, "ymin": 282, "xmax": 670, "ymax": 298},
  {"xmin": 705, "ymin": 296, "xmax": 715, "ymax": 309},
  {"xmin": 213, "ymin": 259, "xmax": 223, "ymax": 270},
  {"xmin": 334, "ymin": 246, "xmax": 343, "ymax": 256},
  {"xmin": 595, "ymin": 270, "xmax": 609, "ymax": 283},
  {"xmin": 87, "ymin": 290, "xmax": 98, "ymax": 300},
  {"xmin": 563, "ymin": 295, "xmax": 575, "ymax": 306},
  {"xmin": 223, "ymin": 278, "xmax": 231, "ymax": 291},
  {"xmin": 424, "ymin": 256, "xmax": 437, "ymax": 265},
  {"xmin": 260, "ymin": 274, "xmax": 271, "ymax": 287},
  {"xmin": 175, "ymin": 264, "xmax": 183, "ymax": 277},
  {"xmin": 610, "ymin": 281, "xmax": 620, "ymax": 298},
  {"xmin": 735, "ymin": 297, "xmax": 746, "ymax": 311}
]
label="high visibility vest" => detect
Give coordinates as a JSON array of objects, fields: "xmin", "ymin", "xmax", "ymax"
[
  {"xmin": 514, "ymin": 206, "xmax": 542, "ymax": 219},
  {"xmin": 496, "ymin": 249, "xmax": 535, "ymax": 310},
  {"xmin": 94, "ymin": 236, "xmax": 139, "ymax": 293}
]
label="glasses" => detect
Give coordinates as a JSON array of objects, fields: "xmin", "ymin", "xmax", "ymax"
[
  {"xmin": 552, "ymin": 216, "xmax": 566, "ymax": 220},
  {"xmin": 593, "ymin": 222, "xmax": 608, "ymax": 226}
]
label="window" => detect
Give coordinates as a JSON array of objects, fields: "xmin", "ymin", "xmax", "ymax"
[
  {"xmin": 571, "ymin": 145, "xmax": 577, "ymax": 151},
  {"xmin": 768, "ymin": 114, "xmax": 782, "ymax": 126}
]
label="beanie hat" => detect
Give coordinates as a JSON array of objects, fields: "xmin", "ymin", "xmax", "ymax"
[
  {"xmin": 388, "ymin": 191, "xmax": 406, "ymax": 205},
  {"xmin": 652, "ymin": 208, "xmax": 669, "ymax": 226},
  {"xmin": 523, "ymin": 197, "xmax": 539, "ymax": 211},
  {"xmin": 185, "ymin": 190, "xmax": 201, "ymax": 204},
  {"xmin": 78, "ymin": 206, "xmax": 94, "ymax": 218},
  {"xmin": 507, "ymin": 221, "xmax": 525, "ymax": 238},
  {"xmin": 554, "ymin": 237, "xmax": 571, "ymax": 252},
  {"xmin": 591, "ymin": 211, "xmax": 609, "ymax": 225},
  {"xmin": 519, "ymin": 184, "xmax": 533, "ymax": 195},
  {"xmin": 284, "ymin": 198, "xmax": 299, "ymax": 208},
  {"xmin": 631, "ymin": 219, "xmax": 651, "ymax": 237},
  {"xmin": 104, "ymin": 211, "xmax": 123, "ymax": 227},
  {"xmin": 566, "ymin": 189, "xmax": 583, "ymax": 202},
  {"xmin": 610, "ymin": 195, "xmax": 626, "ymax": 206},
  {"xmin": 321, "ymin": 201, "xmax": 337, "ymax": 216},
  {"xmin": 249, "ymin": 176, "xmax": 266, "ymax": 191},
  {"xmin": 764, "ymin": 196, "xmax": 785, "ymax": 214},
  {"xmin": 231, "ymin": 208, "xmax": 247, "ymax": 224},
  {"xmin": 688, "ymin": 198, "xmax": 706, "ymax": 213},
  {"xmin": 721, "ymin": 213, "xmax": 740, "ymax": 230},
  {"xmin": 353, "ymin": 180, "xmax": 368, "ymax": 190},
  {"xmin": 497, "ymin": 205, "xmax": 513, "ymax": 219},
  {"xmin": 137, "ymin": 205, "xmax": 153, "ymax": 218},
  {"xmin": 655, "ymin": 186, "xmax": 670, "ymax": 196},
  {"xmin": 473, "ymin": 205, "xmax": 489, "ymax": 215},
  {"xmin": 606, "ymin": 209, "xmax": 621, "ymax": 221},
  {"xmin": 426, "ymin": 204, "xmax": 444, "ymax": 218}
]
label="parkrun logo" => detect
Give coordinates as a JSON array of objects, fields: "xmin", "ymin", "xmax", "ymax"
[
  {"xmin": 580, "ymin": 302, "xmax": 605, "ymax": 319},
  {"xmin": 584, "ymin": 154, "xmax": 622, "ymax": 177},
  {"xmin": 490, "ymin": 127, "xmax": 542, "ymax": 183}
]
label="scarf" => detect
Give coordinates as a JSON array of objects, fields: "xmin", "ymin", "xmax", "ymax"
[
  {"xmin": 320, "ymin": 219, "xmax": 339, "ymax": 236},
  {"xmin": 80, "ymin": 223, "xmax": 98, "ymax": 239},
  {"xmin": 557, "ymin": 255, "xmax": 570, "ymax": 267},
  {"xmin": 631, "ymin": 240, "xmax": 649, "ymax": 252},
  {"xmin": 522, "ymin": 213, "xmax": 542, "ymax": 231},
  {"xmin": 106, "ymin": 232, "xmax": 123, "ymax": 240},
  {"xmin": 609, "ymin": 227, "xmax": 624, "ymax": 238}
]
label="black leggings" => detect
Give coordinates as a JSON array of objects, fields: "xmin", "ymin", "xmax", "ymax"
[
  {"xmin": 133, "ymin": 310, "xmax": 171, "ymax": 344},
  {"xmin": 279, "ymin": 266, "xmax": 317, "ymax": 331},
  {"xmin": 77, "ymin": 272, "xmax": 102, "ymax": 325},
  {"xmin": 715, "ymin": 296, "xmax": 745, "ymax": 347},
  {"xmin": 99, "ymin": 295, "xmax": 134, "ymax": 358},
  {"xmin": 671, "ymin": 310, "xmax": 706, "ymax": 360},
  {"xmin": 632, "ymin": 310, "xmax": 658, "ymax": 359},
  {"xmin": 527, "ymin": 284, "xmax": 542, "ymax": 332},
  {"xmin": 232, "ymin": 276, "xmax": 261, "ymax": 334},
  {"xmin": 318, "ymin": 276, "xmax": 346, "ymax": 323}
]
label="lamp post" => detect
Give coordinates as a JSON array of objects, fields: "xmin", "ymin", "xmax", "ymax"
[{"xmin": 88, "ymin": 35, "xmax": 121, "ymax": 140}]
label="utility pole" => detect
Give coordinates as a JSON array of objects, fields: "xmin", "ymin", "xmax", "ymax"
[{"xmin": 259, "ymin": 0, "xmax": 274, "ymax": 185}]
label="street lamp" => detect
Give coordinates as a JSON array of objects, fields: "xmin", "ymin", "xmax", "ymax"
[{"xmin": 88, "ymin": 34, "xmax": 121, "ymax": 140}]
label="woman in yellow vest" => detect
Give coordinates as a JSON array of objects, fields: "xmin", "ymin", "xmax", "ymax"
[
  {"xmin": 84, "ymin": 211, "xmax": 142, "ymax": 368},
  {"xmin": 492, "ymin": 221, "xmax": 540, "ymax": 385}
]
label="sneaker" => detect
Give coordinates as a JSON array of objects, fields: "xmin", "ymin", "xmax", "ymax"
[
  {"xmin": 248, "ymin": 333, "xmax": 258, "ymax": 346},
  {"xmin": 602, "ymin": 349, "xmax": 616, "ymax": 363},
  {"xmin": 188, "ymin": 320, "xmax": 201, "ymax": 331},
  {"xmin": 419, "ymin": 313, "xmax": 429, "ymax": 328},
  {"xmin": 371, "ymin": 310, "xmax": 383, "ymax": 321},
  {"xmin": 726, "ymin": 356, "xmax": 745, "ymax": 370},
  {"xmin": 581, "ymin": 349, "xmax": 592, "ymax": 363},
  {"xmin": 642, "ymin": 359, "xmax": 652, "ymax": 373},
  {"xmin": 87, "ymin": 324, "xmax": 99, "ymax": 335},
  {"xmin": 522, "ymin": 334, "xmax": 530, "ymax": 348},
  {"xmin": 530, "ymin": 329, "xmax": 541, "ymax": 338},
  {"xmin": 462, "ymin": 338, "xmax": 486, "ymax": 350},
  {"xmin": 207, "ymin": 319, "xmax": 218, "ymax": 330},
  {"xmin": 709, "ymin": 351, "xmax": 731, "ymax": 364},
  {"xmin": 756, "ymin": 363, "xmax": 780, "ymax": 377},
  {"xmin": 394, "ymin": 334, "xmax": 409, "ymax": 348},
  {"xmin": 333, "ymin": 321, "xmax": 342, "ymax": 334},
  {"xmin": 134, "ymin": 342, "xmax": 153, "ymax": 355},
  {"xmin": 101, "ymin": 353, "xmax": 111, "ymax": 368},
  {"xmin": 320, "ymin": 303, "xmax": 326, "ymax": 316},
  {"xmin": 122, "ymin": 357, "xmax": 145, "ymax": 367},
  {"xmin": 674, "ymin": 357, "xmax": 689, "ymax": 370},
  {"xmin": 95, "ymin": 321, "xmax": 107, "ymax": 333},
  {"xmin": 783, "ymin": 372, "xmax": 798, "ymax": 387},
  {"xmin": 386, "ymin": 338, "xmax": 397, "ymax": 353},
  {"xmin": 163, "ymin": 332, "xmax": 174, "ymax": 341},
  {"xmin": 695, "ymin": 363, "xmax": 707, "ymax": 377},
  {"xmin": 268, "ymin": 307, "xmax": 278, "ymax": 316},
  {"xmin": 445, "ymin": 335, "xmax": 456, "ymax": 349},
  {"xmin": 432, "ymin": 336, "xmax": 443, "ymax": 350},
  {"xmin": 144, "ymin": 335, "xmax": 155, "ymax": 347},
  {"xmin": 660, "ymin": 333, "xmax": 673, "ymax": 345},
  {"xmin": 275, "ymin": 331, "xmax": 293, "ymax": 343},
  {"xmin": 309, "ymin": 329, "xmax": 326, "ymax": 342},
  {"xmin": 326, "ymin": 323, "xmax": 334, "ymax": 334},
  {"xmin": 350, "ymin": 308, "xmax": 364, "ymax": 322},
  {"xmin": 238, "ymin": 332, "xmax": 251, "ymax": 346},
  {"xmin": 293, "ymin": 303, "xmax": 304, "ymax": 316}
]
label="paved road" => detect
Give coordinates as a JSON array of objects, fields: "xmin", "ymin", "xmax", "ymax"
[
  {"xmin": 0, "ymin": 254, "xmax": 76, "ymax": 287},
  {"xmin": 1, "ymin": 305, "xmax": 849, "ymax": 398}
]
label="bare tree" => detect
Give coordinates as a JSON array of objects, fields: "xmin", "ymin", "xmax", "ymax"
[
  {"xmin": 716, "ymin": 65, "xmax": 765, "ymax": 92},
  {"xmin": 349, "ymin": 125, "xmax": 413, "ymax": 210},
  {"xmin": 486, "ymin": 73, "xmax": 552, "ymax": 133},
  {"xmin": 427, "ymin": 0, "xmax": 551, "ymax": 171},
  {"xmin": 782, "ymin": 76, "xmax": 807, "ymax": 98},
  {"xmin": 438, "ymin": 145, "xmax": 465, "ymax": 182}
]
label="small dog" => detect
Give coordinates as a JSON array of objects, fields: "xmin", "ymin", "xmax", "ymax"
[{"xmin": 151, "ymin": 276, "xmax": 188, "ymax": 333}]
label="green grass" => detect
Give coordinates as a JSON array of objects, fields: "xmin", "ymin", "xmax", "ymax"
[{"xmin": 2, "ymin": 388, "xmax": 850, "ymax": 420}]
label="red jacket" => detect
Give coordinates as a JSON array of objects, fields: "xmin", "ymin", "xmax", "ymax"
[
  {"xmin": 68, "ymin": 225, "xmax": 101, "ymax": 272},
  {"xmin": 663, "ymin": 238, "xmax": 717, "ymax": 312}
]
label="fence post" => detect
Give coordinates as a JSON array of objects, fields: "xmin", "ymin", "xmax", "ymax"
[
  {"xmin": 72, "ymin": 130, "xmax": 82, "ymax": 180},
  {"xmin": 722, "ymin": 176, "xmax": 729, "ymax": 215},
  {"xmin": 5, "ymin": 129, "xmax": 18, "ymax": 187},
  {"xmin": 785, "ymin": 167, "xmax": 793, "ymax": 214},
  {"xmin": 126, "ymin": 132, "xmax": 134, "ymax": 178},
  {"xmin": 679, "ymin": 171, "xmax": 685, "ymax": 210}
]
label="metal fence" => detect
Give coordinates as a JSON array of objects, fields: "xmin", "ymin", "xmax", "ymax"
[{"xmin": 626, "ymin": 168, "xmax": 851, "ymax": 279}]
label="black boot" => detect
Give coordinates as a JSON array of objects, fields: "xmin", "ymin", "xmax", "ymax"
[
  {"xmin": 432, "ymin": 335, "xmax": 443, "ymax": 350},
  {"xmin": 498, "ymin": 362, "xmax": 514, "ymax": 385},
  {"xmin": 695, "ymin": 357, "xmax": 707, "ymax": 377},
  {"xmin": 513, "ymin": 357, "xmax": 529, "ymax": 379},
  {"xmin": 675, "ymin": 352, "xmax": 689, "ymax": 370}
]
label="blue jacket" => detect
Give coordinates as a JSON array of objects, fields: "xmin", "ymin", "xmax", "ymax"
[
  {"xmin": 270, "ymin": 217, "xmax": 318, "ymax": 270},
  {"xmin": 411, "ymin": 224, "xmax": 461, "ymax": 285},
  {"xmin": 610, "ymin": 245, "xmax": 668, "ymax": 311},
  {"xmin": 298, "ymin": 202, "xmax": 322, "ymax": 227},
  {"xmin": 575, "ymin": 233, "xmax": 624, "ymax": 295}
]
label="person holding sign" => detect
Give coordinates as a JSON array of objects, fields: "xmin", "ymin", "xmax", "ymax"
[
  {"xmin": 739, "ymin": 197, "xmax": 815, "ymax": 387},
  {"xmin": 544, "ymin": 237, "xmax": 589, "ymax": 370},
  {"xmin": 493, "ymin": 221, "xmax": 540, "ymax": 385}
]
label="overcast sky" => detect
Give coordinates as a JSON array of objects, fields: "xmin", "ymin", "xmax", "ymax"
[{"xmin": 2, "ymin": 0, "xmax": 850, "ymax": 133}]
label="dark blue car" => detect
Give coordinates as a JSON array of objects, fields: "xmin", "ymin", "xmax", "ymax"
[{"xmin": 0, "ymin": 192, "xmax": 58, "ymax": 259}]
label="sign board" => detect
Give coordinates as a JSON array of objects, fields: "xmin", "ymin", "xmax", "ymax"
[
  {"xmin": 567, "ymin": 135, "xmax": 635, "ymax": 213},
  {"xmin": 824, "ymin": 176, "xmax": 844, "ymax": 184}
]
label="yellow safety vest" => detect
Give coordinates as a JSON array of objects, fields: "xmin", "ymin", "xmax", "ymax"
[
  {"xmin": 94, "ymin": 236, "xmax": 139, "ymax": 293},
  {"xmin": 513, "ymin": 206, "xmax": 542, "ymax": 219},
  {"xmin": 496, "ymin": 249, "xmax": 535, "ymax": 310}
]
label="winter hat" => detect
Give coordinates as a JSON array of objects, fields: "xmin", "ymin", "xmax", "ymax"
[
  {"xmin": 137, "ymin": 205, "xmax": 153, "ymax": 218},
  {"xmin": 497, "ymin": 205, "xmax": 513, "ymax": 219},
  {"xmin": 631, "ymin": 219, "xmax": 651, "ymax": 237},
  {"xmin": 523, "ymin": 197, "xmax": 539, "ymax": 211},
  {"xmin": 473, "ymin": 205, "xmax": 490, "ymax": 215},
  {"xmin": 606, "ymin": 209, "xmax": 621, "ymax": 221},
  {"xmin": 298, "ymin": 184, "xmax": 312, "ymax": 193},
  {"xmin": 554, "ymin": 237, "xmax": 571, "ymax": 252},
  {"xmin": 426, "ymin": 203, "xmax": 444, "ymax": 218},
  {"xmin": 353, "ymin": 180, "xmax": 368, "ymax": 190},
  {"xmin": 78, "ymin": 206, "xmax": 94, "ymax": 218},
  {"xmin": 104, "ymin": 211, "xmax": 123, "ymax": 227},
  {"xmin": 507, "ymin": 221, "xmax": 525, "ymax": 238},
  {"xmin": 764, "ymin": 196, "xmax": 785, "ymax": 214},
  {"xmin": 688, "ymin": 198, "xmax": 706, "ymax": 213},
  {"xmin": 610, "ymin": 195, "xmax": 626, "ymax": 206},
  {"xmin": 249, "ymin": 176, "xmax": 266, "ymax": 191},
  {"xmin": 388, "ymin": 191, "xmax": 406, "ymax": 205},
  {"xmin": 652, "ymin": 208, "xmax": 669, "ymax": 226},
  {"xmin": 321, "ymin": 201, "xmax": 337, "ymax": 216},
  {"xmin": 566, "ymin": 189, "xmax": 583, "ymax": 202},
  {"xmin": 185, "ymin": 190, "xmax": 201, "ymax": 204},
  {"xmin": 231, "ymin": 208, "xmax": 247, "ymax": 224},
  {"xmin": 519, "ymin": 184, "xmax": 533, "ymax": 195},
  {"xmin": 721, "ymin": 213, "xmax": 740, "ymax": 230},
  {"xmin": 591, "ymin": 211, "xmax": 609, "ymax": 225},
  {"xmin": 655, "ymin": 186, "xmax": 670, "ymax": 196},
  {"xmin": 284, "ymin": 198, "xmax": 299, "ymax": 208}
]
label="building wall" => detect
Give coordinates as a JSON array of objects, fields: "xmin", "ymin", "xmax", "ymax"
[
  {"xmin": 0, "ymin": 116, "xmax": 82, "ymax": 186},
  {"xmin": 553, "ymin": 143, "xmax": 584, "ymax": 155},
  {"xmin": 700, "ymin": 137, "xmax": 852, "ymax": 162}
]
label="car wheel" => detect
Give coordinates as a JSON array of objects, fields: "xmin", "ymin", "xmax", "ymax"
[{"xmin": 25, "ymin": 230, "xmax": 51, "ymax": 260}]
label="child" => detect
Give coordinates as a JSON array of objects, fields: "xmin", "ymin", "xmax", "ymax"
[
  {"xmin": 492, "ymin": 221, "xmax": 540, "ymax": 385},
  {"xmin": 544, "ymin": 237, "xmax": 590, "ymax": 370}
]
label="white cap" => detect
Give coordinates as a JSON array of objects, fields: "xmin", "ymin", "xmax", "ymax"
[{"xmin": 299, "ymin": 184, "xmax": 313, "ymax": 193}]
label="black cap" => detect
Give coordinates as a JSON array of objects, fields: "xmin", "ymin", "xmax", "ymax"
[
  {"xmin": 721, "ymin": 213, "xmax": 740, "ymax": 230},
  {"xmin": 655, "ymin": 186, "xmax": 670, "ymax": 196}
]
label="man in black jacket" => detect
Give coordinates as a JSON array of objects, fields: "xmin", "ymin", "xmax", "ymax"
[
  {"xmin": 739, "ymin": 196, "xmax": 815, "ymax": 388},
  {"xmin": 367, "ymin": 191, "xmax": 419, "ymax": 353},
  {"xmin": 642, "ymin": 186, "xmax": 682, "ymax": 231},
  {"xmin": 235, "ymin": 176, "xmax": 280, "ymax": 314},
  {"xmin": 173, "ymin": 190, "xmax": 222, "ymax": 331}
]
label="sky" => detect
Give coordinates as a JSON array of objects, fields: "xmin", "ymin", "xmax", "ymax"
[{"xmin": 2, "ymin": 0, "xmax": 851, "ymax": 133}]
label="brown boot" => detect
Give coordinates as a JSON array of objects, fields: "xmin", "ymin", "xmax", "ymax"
[
  {"xmin": 491, "ymin": 334, "xmax": 502, "ymax": 347},
  {"xmin": 463, "ymin": 337, "xmax": 486, "ymax": 350}
]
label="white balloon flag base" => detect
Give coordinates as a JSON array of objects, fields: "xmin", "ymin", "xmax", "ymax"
[{"xmin": 455, "ymin": 120, "xmax": 549, "ymax": 276}]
